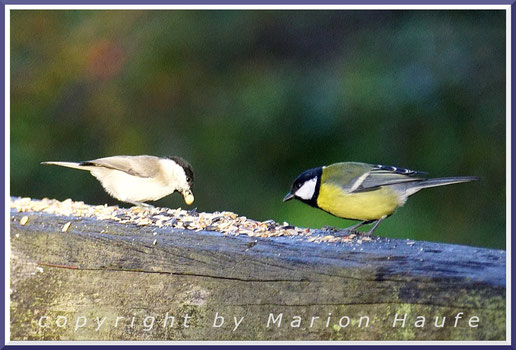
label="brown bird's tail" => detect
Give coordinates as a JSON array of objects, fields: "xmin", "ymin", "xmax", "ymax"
[{"xmin": 40, "ymin": 161, "xmax": 91, "ymax": 171}]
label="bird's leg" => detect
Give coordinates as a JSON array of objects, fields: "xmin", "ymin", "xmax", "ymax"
[
  {"xmin": 365, "ymin": 215, "xmax": 387, "ymax": 236},
  {"xmin": 345, "ymin": 220, "xmax": 373, "ymax": 233}
]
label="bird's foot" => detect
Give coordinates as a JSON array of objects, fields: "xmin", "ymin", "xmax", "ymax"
[
  {"xmin": 127, "ymin": 201, "xmax": 154, "ymax": 209},
  {"xmin": 356, "ymin": 230, "xmax": 375, "ymax": 236},
  {"xmin": 343, "ymin": 228, "xmax": 362, "ymax": 236},
  {"xmin": 321, "ymin": 225, "xmax": 340, "ymax": 233},
  {"xmin": 322, "ymin": 226, "xmax": 352, "ymax": 237}
]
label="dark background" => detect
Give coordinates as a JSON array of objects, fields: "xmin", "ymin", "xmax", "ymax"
[{"xmin": 11, "ymin": 10, "xmax": 506, "ymax": 248}]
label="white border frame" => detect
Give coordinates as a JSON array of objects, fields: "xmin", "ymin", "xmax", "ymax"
[{"xmin": 4, "ymin": 4, "xmax": 512, "ymax": 346}]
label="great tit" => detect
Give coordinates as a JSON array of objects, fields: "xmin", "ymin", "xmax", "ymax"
[
  {"xmin": 283, "ymin": 162, "xmax": 478, "ymax": 235},
  {"xmin": 41, "ymin": 155, "xmax": 194, "ymax": 207}
]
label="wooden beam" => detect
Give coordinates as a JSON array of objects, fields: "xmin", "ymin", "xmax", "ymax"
[{"xmin": 9, "ymin": 199, "xmax": 506, "ymax": 341}]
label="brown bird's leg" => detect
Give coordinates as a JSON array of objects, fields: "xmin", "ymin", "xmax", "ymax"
[{"xmin": 126, "ymin": 200, "xmax": 154, "ymax": 208}]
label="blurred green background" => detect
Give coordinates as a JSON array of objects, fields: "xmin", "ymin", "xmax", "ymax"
[{"xmin": 11, "ymin": 10, "xmax": 506, "ymax": 248}]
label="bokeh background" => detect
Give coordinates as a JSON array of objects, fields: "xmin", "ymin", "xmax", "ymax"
[{"xmin": 11, "ymin": 10, "xmax": 506, "ymax": 248}]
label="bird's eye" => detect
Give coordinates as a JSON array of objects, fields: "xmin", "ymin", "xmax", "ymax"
[{"xmin": 186, "ymin": 177, "xmax": 192, "ymax": 183}]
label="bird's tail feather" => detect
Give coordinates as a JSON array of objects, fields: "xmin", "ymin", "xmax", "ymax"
[
  {"xmin": 419, "ymin": 176, "xmax": 479, "ymax": 188},
  {"xmin": 40, "ymin": 161, "xmax": 89, "ymax": 171},
  {"xmin": 405, "ymin": 176, "xmax": 479, "ymax": 196}
]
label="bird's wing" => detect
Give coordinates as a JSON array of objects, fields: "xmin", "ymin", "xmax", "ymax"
[
  {"xmin": 324, "ymin": 162, "xmax": 426, "ymax": 193},
  {"xmin": 80, "ymin": 155, "xmax": 160, "ymax": 178},
  {"xmin": 355, "ymin": 164, "xmax": 426, "ymax": 192}
]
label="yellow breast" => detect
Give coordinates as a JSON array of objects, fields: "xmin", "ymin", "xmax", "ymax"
[{"xmin": 316, "ymin": 183, "xmax": 403, "ymax": 220}]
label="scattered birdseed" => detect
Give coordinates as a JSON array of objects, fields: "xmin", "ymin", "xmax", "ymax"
[
  {"xmin": 62, "ymin": 222, "xmax": 71, "ymax": 232},
  {"xmin": 9, "ymin": 197, "xmax": 375, "ymax": 245},
  {"xmin": 20, "ymin": 216, "xmax": 29, "ymax": 226}
]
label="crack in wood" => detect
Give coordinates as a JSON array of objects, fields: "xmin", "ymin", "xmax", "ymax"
[{"xmin": 38, "ymin": 262, "xmax": 311, "ymax": 283}]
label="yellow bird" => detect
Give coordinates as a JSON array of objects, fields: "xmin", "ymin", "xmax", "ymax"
[{"xmin": 283, "ymin": 162, "xmax": 478, "ymax": 235}]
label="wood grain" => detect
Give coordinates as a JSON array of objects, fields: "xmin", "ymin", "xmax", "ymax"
[{"xmin": 10, "ymin": 210, "xmax": 506, "ymax": 341}]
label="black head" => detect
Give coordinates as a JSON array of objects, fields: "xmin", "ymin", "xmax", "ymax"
[
  {"xmin": 283, "ymin": 166, "xmax": 322, "ymax": 207},
  {"xmin": 167, "ymin": 156, "xmax": 194, "ymax": 187}
]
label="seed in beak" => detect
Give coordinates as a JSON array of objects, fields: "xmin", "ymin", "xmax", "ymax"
[{"xmin": 183, "ymin": 192, "xmax": 194, "ymax": 205}]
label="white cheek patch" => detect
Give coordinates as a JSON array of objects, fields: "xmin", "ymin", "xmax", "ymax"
[{"xmin": 295, "ymin": 178, "xmax": 318, "ymax": 200}]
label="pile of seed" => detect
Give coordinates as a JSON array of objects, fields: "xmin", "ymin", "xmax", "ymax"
[{"xmin": 10, "ymin": 197, "xmax": 371, "ymax": 244}]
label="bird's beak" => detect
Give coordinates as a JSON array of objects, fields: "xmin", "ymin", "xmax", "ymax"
[
  {"xmin": 182, "ymin": 190, "xmax": 195, "ymax": 205},
  {"xmin": 283, "ymin": 193, "xmax": 295, "ymax": 202}
]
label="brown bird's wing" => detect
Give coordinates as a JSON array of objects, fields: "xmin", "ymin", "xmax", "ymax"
[{"xmin": 80, "ymin": 155, "xmax": 160, "ymax": 178}]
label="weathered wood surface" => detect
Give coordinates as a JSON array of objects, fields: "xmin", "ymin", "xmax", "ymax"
[{"xmin": 10, "ymin": 209, "xmax": 506, "ymax": 341}]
